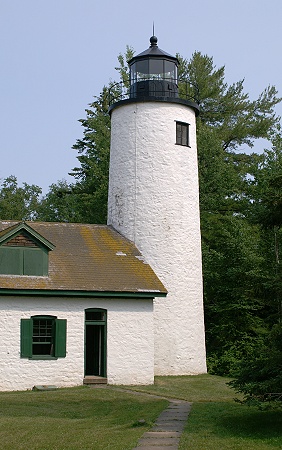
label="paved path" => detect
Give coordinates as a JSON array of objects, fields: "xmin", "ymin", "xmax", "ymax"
[{"xmin": 132, "ymin": 399, "xmax": 192, "ymax": 449}]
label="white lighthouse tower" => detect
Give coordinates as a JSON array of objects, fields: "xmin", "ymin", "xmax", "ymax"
[{"xmin": 107, "ymin": 36, "xmax": 206, "ymax": 375}]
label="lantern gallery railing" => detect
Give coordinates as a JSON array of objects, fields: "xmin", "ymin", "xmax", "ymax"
[{"xmin": 108, "ymin": 79, "xmax": 199, "ymax": 106}]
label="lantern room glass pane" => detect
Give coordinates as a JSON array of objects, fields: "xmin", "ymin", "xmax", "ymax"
[
  {"xmin": 136, "ymin": 59, "xmax": 149, "ymax": 74},
  {"xmin": 130, "ymin": 59, "xmax": 178, "ymax": 84},
  {"xmin": 149, "ymin": 59, "xmax": 164, "ymax": 77},
  {"xmin": 134, "ymin": 60, "xmax": 149, "ymax": 81},
  {"xmin": 164, "ymin": 60, "xmax": 177, "ymax": 80}
]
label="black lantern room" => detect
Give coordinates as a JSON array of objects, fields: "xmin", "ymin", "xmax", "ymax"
[{"xmin": 128, "ymin": 36, "xmax": 179, "ymax": 99}]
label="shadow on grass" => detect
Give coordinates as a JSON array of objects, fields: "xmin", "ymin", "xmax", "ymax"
[
  {"xmin": 218, "ymin": 404, "xmax": 282, "ymax": 440},
  {"xmin": 187, "ymin": 402, "xmax": 282, "ymax": 442}
]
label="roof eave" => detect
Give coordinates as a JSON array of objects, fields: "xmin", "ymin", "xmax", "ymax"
[{"xmin": 0, "ymin": 288, "xmax": 167, "ymax": 298}]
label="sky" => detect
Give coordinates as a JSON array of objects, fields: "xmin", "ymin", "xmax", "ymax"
[{"xmin": 1, "ymin": 0, "xmax": 282, "ymax": 194}]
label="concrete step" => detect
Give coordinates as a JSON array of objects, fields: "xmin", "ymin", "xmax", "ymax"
[{"xmin": 83, "ymin": 376, "xmax": 107, "ymax": 385}]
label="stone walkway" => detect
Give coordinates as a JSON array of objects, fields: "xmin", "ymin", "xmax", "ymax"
[{"xmin": 132, "ymin": 399, "xmax": 192, "ymax": 449}]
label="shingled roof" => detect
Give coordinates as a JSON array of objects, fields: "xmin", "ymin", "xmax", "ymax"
[{"xmin": 0, "ymin": 221, "xmax": 167, "ymax": 297}]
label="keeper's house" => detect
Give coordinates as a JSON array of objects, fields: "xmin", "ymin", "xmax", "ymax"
[{"xmin": 0, "ymin": 221, "xmax": 166, "ymax": 391}]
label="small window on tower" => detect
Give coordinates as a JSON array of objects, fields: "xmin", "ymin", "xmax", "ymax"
[{"xmin": 176, "ymin": 121, "xmax": 190, "ymax": 147}]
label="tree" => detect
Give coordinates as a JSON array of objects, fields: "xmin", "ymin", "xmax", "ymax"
[
  {"xmin": 229, "ymin": 323, "xmax": 282, "ymax": 410},
  {"xmin": 115, "ymin": 46, "xmax": 134, "ymax": 86},
  {"xmin": 225, "ymin": 130, "xmax": 282, "ymax": 404},
  {"xmin": 178, "ymin": 52, "xmax": 280, "ymax": 150},
  {"xmin": 69, "ymin": 86, "xmax": 111, "ymax": 223},
  {"xmin": 68, "ymin": 47, "xmax": 135, "ymax": 224},
  {"xmin": 249, "ymin": 129, "xmax": 282, "ymax": 324},
  {"xmin": 251, "ymin": 128, "xmax": 282, "ymax": 227},
  {"xmin": 202, "ymin": 213, "xmax": 268, "ymax": 375},
  {"xmin": 0, "ymin": 175, "xmax": 42, "ymax": 221},
  {"xmin": 178, "ymin": 52, "xmax": 281, "ymax": 374},
  {"xmin": 37, "ymin": 180, "xmax": 82, "ymax": 223}
]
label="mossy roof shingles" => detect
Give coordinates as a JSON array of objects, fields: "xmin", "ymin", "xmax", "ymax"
[{"xmin": 0, "ymin": 221, "xmax": 166, "ymax": 296}]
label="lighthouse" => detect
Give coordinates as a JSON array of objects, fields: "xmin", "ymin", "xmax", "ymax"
[{"xmin": 107, "ymin": 36, "xmax": 207, "ymax": 375}]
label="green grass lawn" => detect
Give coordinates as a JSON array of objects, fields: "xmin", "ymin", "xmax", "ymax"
[
  {"xmin": 125, "ymin": 374, "xmax": 282, "ymax": 449},
  {"xmin": 181, "ymin": 401, "xmax": 282, "ymax": 450},
  {"xmin": 0, "ymin": 375, "xmax": 281, "ymax": 449},
  {"xmin": 0, "ymin": 386, "xmax": 168, "ymax": 449},
  {"xmin": 125, "ymin": 374, "xmax": 237, "ymax": 402}
]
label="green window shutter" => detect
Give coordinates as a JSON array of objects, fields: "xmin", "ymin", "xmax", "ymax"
[
  {"xmin": 24, "ymin": 248, "xmax": 48, "ymax": 276},
  {"xmin": 21, "ymin": 319, "xmax": 32, "ymax": 358},
  {"xmin": 55, "ymin": 319, "xmax": 67, "ymax": 357},
  {"xmin": 0, "ymin": 247, "xmax": 23, "ymax": 274}
]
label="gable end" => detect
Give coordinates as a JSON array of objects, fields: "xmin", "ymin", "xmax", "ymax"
[
  {"xmin": 0, "ymin": 223, "xmax": 54, "ymax": 277},
  {"xmin": 3, "ymin": 232, "xmax": 39, "ymax": 248}
]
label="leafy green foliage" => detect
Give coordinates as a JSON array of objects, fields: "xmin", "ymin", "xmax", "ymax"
[
  {"xmin": 0, "ymin": 175, "xmax": 41, "ymax": 221},
  {"xmin": 70, "ymin": 86, "xmax": 111, "ymax": 223},
  {"xmin": 202, "ymin": 215, "xmax": 267, "ymax": 375},
  {"xmin": 68, "ymin": 46, "xmax": 135, "ymax": 224},
  {"xmin": 115, "ymin": 45, "xmax": 134, "ymax": 86},
  {"xmin": 179, "ymin": 52, "xmax": 280, "ymax": 149},
  {"xmin": 37, "ymin": 180, "xmax": 81, "ymax": 223},
  {"xmin": 229, "ymin": 324, "xmax": 282, "ymax": 410},
  {"xmin": 181, "ymin": 53, "xmax": 281, "ymax": 376},
  {"xmin": 250, "ymin": 128, "xmax": 282, "ymax": 228}
]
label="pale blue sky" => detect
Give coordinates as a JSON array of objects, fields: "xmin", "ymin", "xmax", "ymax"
[{"xmin": 1, "ymin": 0, "xmax": 281, "ymax": 194}]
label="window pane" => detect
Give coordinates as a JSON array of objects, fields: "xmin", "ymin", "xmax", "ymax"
[
  {"xmin": 181, "ymin": 127, "xmax": 188, "ymax": 146},
  {"xmin": 86, "ymin": 311, "xmax": 105, "ymax": 321},
  {"xmin": 164, "ymin": 61, "xmax": 176, "ymax": 80},
  {"xmin": 130, "ymin": 62, "xmax": 135, "ymax": 82},
  {"xmin": 176, "ymin": 122, "xmax": 189, "ymax": 147},
  {"xmin": 135, "ymin": 60, "xmax": 149, "ymax": 80},
  {"xmin": 33, "ymin": 319, "xmax": 53, "ymax": 355},
  {"xmin": 149, "ymin": 59, "xmax": 163, "ymax": 76},
  {"xmin": 176, "ymin": 123, "xmax": 182, "ymax": 144}
]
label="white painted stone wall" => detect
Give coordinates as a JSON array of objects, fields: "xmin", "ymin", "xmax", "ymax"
[
  {"xmin": 0, "ymin": 296, "xmax": 154, "ymax": 391},
  {"xmin": 108, "ymin": 101, "xmax": 207, "ymax": 375}
]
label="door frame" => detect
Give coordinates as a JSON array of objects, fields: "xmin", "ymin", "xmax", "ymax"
[{"xmin": 84, "ymin": 308, "xmax": 107, "ymax": 377}]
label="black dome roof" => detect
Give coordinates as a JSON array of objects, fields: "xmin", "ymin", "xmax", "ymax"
[{"xmin": 128, "ymin": 36, "xmax": 179, "ymax": 65}]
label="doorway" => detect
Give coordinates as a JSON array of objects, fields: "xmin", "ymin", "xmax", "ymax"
[{"xmin": 85, "ymin": 309, "xmax": 107, "ymax": 377}]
